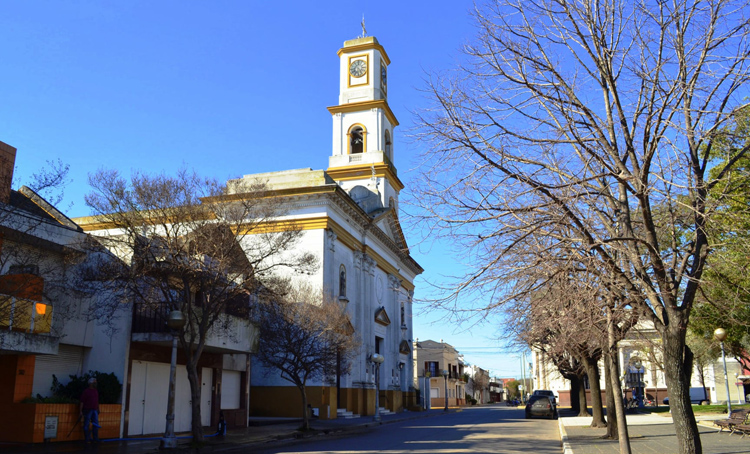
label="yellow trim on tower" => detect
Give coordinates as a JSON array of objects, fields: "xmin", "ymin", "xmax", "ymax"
[
  {"xmin": 326, "ymin": 163, "xmax": 404, "ymax": 191},
  {"xmin": 338, "ymin": 42, "xmax": 391, "ymax": 66},
  {"xmin": 347, "ymin": 54, "xmax": 369, "ymax": 88},
  {"xmin": 327, "ymin": 100, "xmax": 399, "ymax": 127}
]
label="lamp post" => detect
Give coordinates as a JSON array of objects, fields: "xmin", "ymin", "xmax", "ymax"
[
  {"xmin": 370, "ymin": 354, "xmax": 384, "ymax": 422},
  {"xmin": 714, "ymin": 328, "xmax": 732, "ymax": 415},
  {"xmin": 443, "ymin": 369, "xmax": 449, "ymax": 411},
  {"xmin": 736, "ymin": 373, "xmax": 743, "ymax": 405},
  {"xmin": 161, "ymin": 309, "xmax": 186, "ymax": 449}
]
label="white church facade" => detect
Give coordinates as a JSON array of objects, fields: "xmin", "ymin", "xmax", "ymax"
[{"xmin": 233, "ymin": 35, "xmax": 423, "ymax": 418}]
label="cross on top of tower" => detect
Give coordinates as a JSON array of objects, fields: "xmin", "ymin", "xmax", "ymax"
[{"xmin": 360, "ymin": 15, "xmax": 367, "ymax": 38}]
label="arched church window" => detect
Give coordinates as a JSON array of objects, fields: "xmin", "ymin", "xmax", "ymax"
[
  {"xmin": 339, "ymin": 264, "xmax": 347, "ymax": 297},
  {"xmin": 400, "ymin": 302, "xmax": 405, "ymax": 325},
  {"xmin": 384, "ymin": 130, "xmax": 392, "ymax": 160},
  {"xmin": 349, "ymin": 125, "xmax": 365, "ymax": 154}
]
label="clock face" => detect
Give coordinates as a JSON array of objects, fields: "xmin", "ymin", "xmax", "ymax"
[{"xmin": 349, "ymin": 59, "xmax": 367, "ymax": 78}]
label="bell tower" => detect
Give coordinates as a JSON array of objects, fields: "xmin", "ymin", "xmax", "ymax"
[{"xmin": 327, "ymin": 35, "xmax": 404, "ymax": 210}]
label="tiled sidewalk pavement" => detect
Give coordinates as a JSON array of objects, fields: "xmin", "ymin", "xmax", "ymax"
[{"xmin": 561, "ymin": 412, "xmax": 750, "ymax": 454}]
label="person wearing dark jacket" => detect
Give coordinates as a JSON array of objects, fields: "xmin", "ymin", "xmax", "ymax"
[{"xmin": 80, "ymin": 378, "xmax": 100, "ymax": 442}]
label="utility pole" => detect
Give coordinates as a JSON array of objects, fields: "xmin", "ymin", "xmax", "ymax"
[{"xmin": 521, "ymin": 352, "xmax": 527, "ymax": 403}]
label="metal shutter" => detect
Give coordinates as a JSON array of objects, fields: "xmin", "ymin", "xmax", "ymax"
[{"xmin": 32, "ymin": 344, "xmax": 85, "ymax": 398}]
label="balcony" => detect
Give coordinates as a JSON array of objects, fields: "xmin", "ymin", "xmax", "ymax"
[
  {"xmin": 131, "ymin": 302, "xmax": 258, "ymax": 354},
  {"xmin": 328, "ymin": 151, "xmax": 398, "ymax": 176}
]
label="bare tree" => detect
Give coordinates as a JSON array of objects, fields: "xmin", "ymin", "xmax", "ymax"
[
  {"xmin": 82, "ymin": 168, "xmax": 317, "ymax": 442},
  {"xmin": 412, "ymin": 1, "xmax": 750, "ymax": 451},
  {"xmin": 254, "ymin": 285, "xmax": 361, "ymax": 431}
]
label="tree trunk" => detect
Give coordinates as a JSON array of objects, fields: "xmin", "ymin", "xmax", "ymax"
[
  {"xmin": 603, "ymin": 355, "xmax": 619, "ymax": 440},
  {"xmin": 582, "ymin": 355, "xmax": 606, "ymax": 427},
  {"xmin": 299, "ymin": 384, "xmax": 310, "ymax": 431},
  {"xmin": 569, "ymin": 376, "xmax": 581, "ymax": 414},
  {"xmin": 606, "ymin": 306, "xmax": 631, "ymax": 453},
  {"xmin": 662, "ymin": 325, "xmax": 702, "ymax": 454},
  {"xmin": 577, "ymin": 374, "xmax": 589, "ymax": 417},
  {"xmin": 185, "ymin": 359, "xmax": 205, "ymax": 443}
]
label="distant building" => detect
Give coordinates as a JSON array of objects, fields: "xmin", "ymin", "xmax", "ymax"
[
  {"xmin": 413, "ymin": 339, "xmax": 467, "ymax": 408},
  {"xmin": 466, "ymin": 365, "xmax": 490, "ymax": 403}
]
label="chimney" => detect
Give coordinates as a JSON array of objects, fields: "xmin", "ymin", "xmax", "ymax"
[{"xmin": 0, "ymin": 140, "xmax": 17, "ymax": 204}]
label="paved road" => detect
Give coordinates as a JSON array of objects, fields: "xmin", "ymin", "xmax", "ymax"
[{"xmin": 251, "ymin": 406, "xmax": 561, "ymax": 454}]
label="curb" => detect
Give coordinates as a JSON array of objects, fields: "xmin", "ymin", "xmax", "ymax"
[{"xmin": 558, "ymin": 418, "xmax": 573, "ymax": 454}]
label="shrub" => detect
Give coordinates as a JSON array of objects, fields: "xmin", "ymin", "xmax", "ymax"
[
  {"xmin": 21, "ymin": 395, "xmax": 78, "ymax": 404},
  {"xmin": 51, "ymin": 371, "xmax": 122, "ymax": 404}
]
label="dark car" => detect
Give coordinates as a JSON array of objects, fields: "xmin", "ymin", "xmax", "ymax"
[
  {"xmin": 532, "ymin": 390, "xmax": 557, "ymax": 405},
  {"xmin": 525, "ymin": 395, "xmax": 557, "ymax": 419}
]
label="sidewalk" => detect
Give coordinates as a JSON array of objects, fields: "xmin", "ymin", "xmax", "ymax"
[
  {"xmin": 559, "ymin": 409, "xmax": 750, "ymax": 454},
  {"xmin": 0, "ymin": 408, "xmax": 448, "ymax": 454}
]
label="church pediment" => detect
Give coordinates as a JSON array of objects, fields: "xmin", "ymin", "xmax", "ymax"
[
  {"xmin": 374, "ymin": 306, "xmax": 391, "ymax": 326},
  {"xmin": 399, "ymin": 340, "xmax": 411, "ymax": 355}
]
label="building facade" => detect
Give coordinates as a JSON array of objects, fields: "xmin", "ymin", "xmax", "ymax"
[
  {"xmin": 413, "ymin": 339, "xmax": 467, "ymax": 408},
  {"xmin": 0, "ymin": 141, "xmax": 130, "ymax": 443}
]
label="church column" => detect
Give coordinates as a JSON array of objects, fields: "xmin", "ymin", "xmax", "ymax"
[
  {"xmin": 388, "ymin": 274, "xmax": 401, "ymax": 389},
  {"xmin": 363, "ymin": 254, "xmax": 377, "ymax": 390},
  {"xmin": 325, "ymin": 230, "xmax": 337, "ymax": 299},
  {"xmin": 353, "ymin": 251, "xmax": 367, "ymax": 385}
]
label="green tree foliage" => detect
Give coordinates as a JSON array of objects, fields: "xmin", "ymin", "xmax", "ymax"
[
  {"xmin": 691, "ymin": 107, "xmax": 750, "ymax": 360},
  {"xmin": 505, "ymin": 379, "xmax": 520, "ymax": 399}
]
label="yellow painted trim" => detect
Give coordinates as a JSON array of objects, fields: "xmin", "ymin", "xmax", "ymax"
[
  {"xmin": 326, "ymin": 163, "xmax": 405, "ymax": 192},
  {"xmin": 327, "ymin": 100, "xmax": 399, "ymax": 127},
  {"xmin": 338, "ymin": 42, "xmax": 391, "ymax": 66},
  {"xmin": 237, "ymin": 217, "xmax": 329, "ymax": 234},
  {"xmin": 347, "ymin": 123, "xmax": 367, "ymax": 155},
  {"xmin": 327, "ymin": 219, "xmax": 362, "ymax": 252},
  {"xmin": 75, "ymin": 206, "xmax": 417, "ymax": 290},
  {"xmin": 347, "ymin": 54, "xmax": 369, "ymax": 88}
]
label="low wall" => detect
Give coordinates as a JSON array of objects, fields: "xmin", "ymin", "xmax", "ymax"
[{"xmin": 0, "ymin": 403, "xmax": 121, "ymax": 443}]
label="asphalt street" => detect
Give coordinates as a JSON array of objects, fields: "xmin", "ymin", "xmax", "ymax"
[{"xmin": 250, "ymin": 406, "xmax": 560, "ymax": 454}]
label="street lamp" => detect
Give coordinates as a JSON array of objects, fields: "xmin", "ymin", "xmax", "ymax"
[
  {"xmin": 370, "ymin": 353, "xmax": 384, "ymax": 422},
  {"xmin": 714, "ymin": 328, "xmax": 732, "ymax": 415},
  {"xmin": 736, "ymin": 373, "xmax": 743, "ymax": 405},
  {"xmin": 161, "ymin": 309, "xmax": 186, "ymax": 449},
  {"xmin": 443, "ymin": 369, "xmax": 449, "ymax": 411}
]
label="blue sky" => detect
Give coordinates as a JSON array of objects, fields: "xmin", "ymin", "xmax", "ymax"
[{"xmin": 1, "ymin": 1, "xmax": 525, "ymax": 378}]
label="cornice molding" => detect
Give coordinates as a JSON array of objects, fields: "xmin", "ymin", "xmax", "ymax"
[{"xmin": 327, "ymin": 100, "xmax": 399, "ymax": 127}]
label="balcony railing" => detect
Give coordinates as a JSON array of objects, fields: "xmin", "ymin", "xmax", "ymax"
[
  {"xmin": 131, "ymin": 297, "xmax": 251, "ymax": 334},
  {"xmin": 0, "ymin": 294, "xmax": 52, "ymax": 334},
  {"xmin": 131, "ymin": 302, "xmax": 170, "ymax": 334}
]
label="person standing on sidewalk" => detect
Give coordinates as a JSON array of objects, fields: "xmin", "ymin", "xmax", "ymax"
[{"xmin": 80, "ymin": 377, "xmax": 100, "ymax": 442}]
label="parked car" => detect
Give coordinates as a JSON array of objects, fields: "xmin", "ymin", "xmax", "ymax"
[
  {"xmin": 532, "ymin": 390, "xmax": 557, "ymax": 405},
  {"xmin": 525, "ymin": 395, "xmax": 557, "ymax": 419}
]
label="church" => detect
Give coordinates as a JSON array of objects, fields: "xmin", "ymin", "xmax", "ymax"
[
  {"xmin": 73, "ymin": 32, "xmax": 423, "ymax": 429},
  {"xmin": 235, "ymin": 34, "xmax": 423, "ymax": 419}
]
